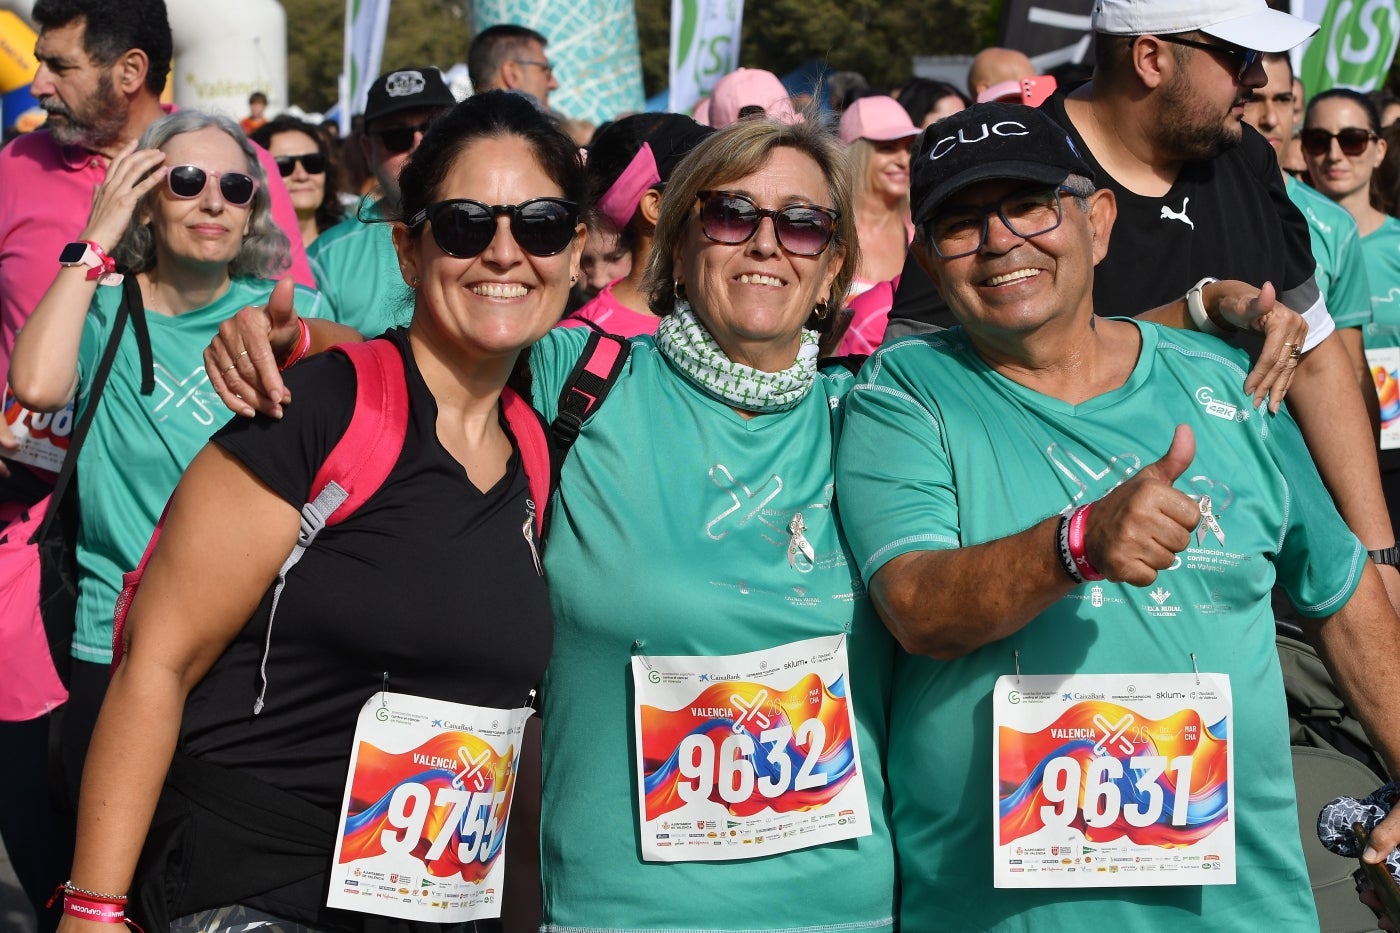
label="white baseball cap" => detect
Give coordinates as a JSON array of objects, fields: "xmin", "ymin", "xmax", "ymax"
[{"xmin": 1091, "ymin": 0, "xmax": 1318, "ymax": 52}]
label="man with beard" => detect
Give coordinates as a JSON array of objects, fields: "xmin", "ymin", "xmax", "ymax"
[
  {"xmin": 0, "ymin": 0, "xmax": 311, "ymax": 379},
  {"xmin": 1041, "ymin": 0, "xmax": 1400, "ymax": 601}
]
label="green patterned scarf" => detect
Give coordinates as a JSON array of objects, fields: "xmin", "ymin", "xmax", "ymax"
[{"xmin": 656, "ymin": 301, "xmax": 819, "ymax": 413}]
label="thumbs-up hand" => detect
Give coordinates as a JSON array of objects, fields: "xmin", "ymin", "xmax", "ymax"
[
  {"xmin": 1081, "ymin": 425, "xmax": 1201, "ymax": 586},
  {"xmin": 203, "ymin": 277, "xmax": 298, "ymax": 420}
]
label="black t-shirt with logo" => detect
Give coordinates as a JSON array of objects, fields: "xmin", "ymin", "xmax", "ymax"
[
  {"xmin": 179, "ymin": 328, "xmax": 553, "ymax": 813},
  {"xmin": 889, "ymin": 93, "xmax": 1321, "ymax": 330}
]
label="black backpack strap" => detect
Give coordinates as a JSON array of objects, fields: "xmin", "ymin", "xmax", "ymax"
[
  {"xmin": 550, "ymin": 331, "xmax": 629, "ymax": 454},
  {"xmin": 31, "ymin": 270, "xmax": 148, "ymax": 545}
]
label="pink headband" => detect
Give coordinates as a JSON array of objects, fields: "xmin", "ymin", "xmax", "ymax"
[{"xmin": 597, "ymin": 142, "xmax": 661, "ymax": 231}]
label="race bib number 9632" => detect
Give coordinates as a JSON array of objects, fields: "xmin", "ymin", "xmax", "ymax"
[{"xmin": 632, "ymin": 635, "xmax": 870, "ymax": 862}]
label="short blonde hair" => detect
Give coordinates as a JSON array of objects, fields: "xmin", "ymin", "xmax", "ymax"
[{"xmin": 644, "ymin": 115, "xmax": 858, "ymax": 317}]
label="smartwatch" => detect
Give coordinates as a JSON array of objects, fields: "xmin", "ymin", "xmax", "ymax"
[
  {"xmin": 1186, "ymin": 276, "xmax": 1231, "ymax": 337},
  {"xmin": 1368, "ymin": 544, "xmax": 1400, "ymax": 567},
  {"xmin": 59, "ymin": 240, "xmax": 122, "ymax": 285}
]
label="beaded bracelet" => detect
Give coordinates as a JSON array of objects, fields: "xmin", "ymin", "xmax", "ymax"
[{"xmin": 64, "ymin": 882, "xmax": 128, "ymax": 902}]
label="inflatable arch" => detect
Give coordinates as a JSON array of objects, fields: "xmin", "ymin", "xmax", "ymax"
[{"xmin": 0, "ymin": 0, "xmax": 287, "ymax": 132}]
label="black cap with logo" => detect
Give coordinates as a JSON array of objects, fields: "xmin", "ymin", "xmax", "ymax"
[
  {"xmin": 909, "ymin": 102, "xmax": 1096, "ymax": 226},
  {"xmin": 363, "ymin": 68, "xmax": 457, "ymax": 124}
]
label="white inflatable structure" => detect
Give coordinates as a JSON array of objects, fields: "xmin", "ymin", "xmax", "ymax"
[{"xmin": 0, "ymin": 0, "xmax": 287, "ymax": 121}]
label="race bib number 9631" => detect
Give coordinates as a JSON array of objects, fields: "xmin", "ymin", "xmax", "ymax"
[{"xmin": 993, "ymin": 673, "xmax": 1234, "ymax": 888}]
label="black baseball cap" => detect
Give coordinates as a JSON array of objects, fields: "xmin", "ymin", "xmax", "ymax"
[
  {"xmin": 910, "ymin": 102, "xmax": 1096, "ymax": 225},
  {"xmin": 363, "ymin": 68, "xmax": 456, "ymax": 124}
]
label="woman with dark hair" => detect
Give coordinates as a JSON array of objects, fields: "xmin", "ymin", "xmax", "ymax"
[
  {"xmin": 252, "ymin": 115, "xmax": 347, "ymax": 249},
  {"xmin": 558, "ymin": 112, "xmax": 713, "ymax": 336},
  {"xmin": 896, "ymin": 77, "xmax": 969, "ymax": 128},
  {"xmin": 47, "ymin": 91, "xmax": 580, "ymax": 933},
  {"xmin": 1304, "ymin": 90, "xmax": 1400, "ymax": 529}
]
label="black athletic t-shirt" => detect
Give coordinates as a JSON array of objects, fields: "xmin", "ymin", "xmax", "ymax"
[
  {"xmin": 889, "ymin": 94, "xmax": 1323, "ymax": 331},
  {"xmin": 1043, "ymin": 92, "xmax": 1321, "ymax": 317},
  {"xmin": 179, "ymin": 328, "xmax": 553, "ymax": 812}
]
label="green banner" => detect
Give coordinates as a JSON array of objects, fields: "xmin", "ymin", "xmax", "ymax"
[
  {"xmin": 1300, "ymin": 0, "xmax": 1399, "ymax": 94},
  {"xmin": 470, "ymin": 0, "xmax": 646, "ymax": 125}
]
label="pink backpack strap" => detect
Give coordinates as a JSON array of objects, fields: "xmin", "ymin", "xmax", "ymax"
[
  {"xmin": 550, "ymin": 331, "xmax": 628, "ymax": 452},
  {"xmin": 500, "ymin": 386, "xmax": 550, "ymax": 541},
  {"xmin": 111, "ymin": 501, "xmax": 170, "ymax": 670}
]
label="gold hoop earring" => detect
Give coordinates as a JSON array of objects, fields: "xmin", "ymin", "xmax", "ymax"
[
  {"xmin": 813, "ymin": 299, "xmax": 830, "ymax": 321},
  {"xmin": 674, "ymin": 280, "xmax": 687, "ymax": 304}
]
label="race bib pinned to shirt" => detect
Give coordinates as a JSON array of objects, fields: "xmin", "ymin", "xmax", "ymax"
[
  {"xmin": 632, "ymin": 634, "xmax": 870, "ymax": 862},
  {"xmin": 327, "ymin": 692, "xmax": 533, "ymax": 922},
  {"xmin": 993, "ymin": 672, "xmax": 1235, "ymax": 888},
  {"xmin": 3, "ymin": 385, "xmax": 71, "ymax": 472}
]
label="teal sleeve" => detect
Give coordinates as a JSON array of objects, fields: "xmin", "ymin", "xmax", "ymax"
[
  {"xmin": 1268, "ymin": 411, "xmax": 1366, "ymax": 616},
  {"xmin": 290, "ymin": 283, "xmax": 325, "ymax": 319},
  {"xmin": 1327, "ymin": 223, "xmax": 1374, "ymax": 329},
  {"xmin": 835, "ymin": 350, "xmax": 960, "ymax": 586}
]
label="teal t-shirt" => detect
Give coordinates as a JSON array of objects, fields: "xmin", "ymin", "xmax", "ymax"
[
  {"xmin": 836, "ymin": 321, "xmax": 1363, "ymax": 932},
  {"xmin": 306, "ymin": 196, "xmax": 412, "ymax": 336},
  {"xmin": 72, "ymin": 277, "xmax": 322, "ymax": 664},
  {"xmin": 1363, "ymin": 215, "xmax": 1400, "ymax": 328},
  {"xmin": 1285, "ymin": 175, "xmax": 1372, "ymax": 329},
  {"xmin": 530, "ymin": 327, "xmax": 897, "ymax": 933}
]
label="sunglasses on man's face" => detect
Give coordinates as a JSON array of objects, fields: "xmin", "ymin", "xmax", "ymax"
[
  {"xmin": 370, "ymin": 121, "xmax": 433, "ymax": 155},
  {"xmin": 1300, "ymin": 126, "xmax": 1378, "ymax": 157},
  {"xmin": 165, "ymin": 164, "xmax": 258, "ymax": 206},
  {"xmin": 408, "ymin": 197, "xmax": 579, "ymax": 259},
  {"xmin": 696, "ymin": 190, "xmax": 839, "ymax": 257},
  {"xmin": 273, "ymin": 152, "xmax": 326, "ymax": 177},
  {"xmin": 1154, "ymin": 34, "xmax": 1262, "ymax": 83}
]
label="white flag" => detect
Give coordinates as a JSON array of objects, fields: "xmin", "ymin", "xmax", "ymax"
[
  {"xmin": 341, "ymin": 0, "xmax": 393, "ymax": 134},
  {"xmin": 669, "ymin": 0, "xmax": 744, "ymax": 115}
]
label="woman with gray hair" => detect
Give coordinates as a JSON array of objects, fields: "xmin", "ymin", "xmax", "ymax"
[{"xmin": 8, "ymin": 109, "xmax": 320, "ymax": 812}]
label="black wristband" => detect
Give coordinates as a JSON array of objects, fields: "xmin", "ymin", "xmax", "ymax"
[
  {"xmin": 1056, "ymin": 513, "xmax": 1085, "ymax": 585},
  {"xmin": 1368, "ymin": 544, "xmax": 1400, "ymax": 567}
]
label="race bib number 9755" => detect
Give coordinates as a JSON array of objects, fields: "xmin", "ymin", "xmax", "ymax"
[
  {"xmin": 993, "ymin": 673, "xmax": 1234, "ymax": 888},
  {"xmin": 632, "ymin": 635, "xmax": 870, "ymax": 862},
  {"xmin": 328, "ymin": 693, "xmax": 532, "ymax": 922}
]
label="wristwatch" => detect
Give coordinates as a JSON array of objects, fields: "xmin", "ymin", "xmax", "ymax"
[
  {"xmin": 1186, "ymin": 276, "xmax": 1230, "ymax": 337},
  {"xmin": 1368, "ymin": 544, "xmax": 1400, "ymax": 567},
  {"xmin": 59, "ymin": 240, "xmax": 122, "ymax": 285}
]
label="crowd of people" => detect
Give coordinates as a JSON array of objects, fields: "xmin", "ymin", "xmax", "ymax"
[{"xmin": 3, "ymin": 0, "xmax": 1400, "ymax": 932}]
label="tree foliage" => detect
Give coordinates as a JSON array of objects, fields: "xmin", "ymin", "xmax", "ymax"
[
  {"xmin": 634, "ymin": 0, "xmax": 998, "ymax": 97},
  {"xmin": 282, "ymin": 0, "xmax": 472, "ymax": 113}
]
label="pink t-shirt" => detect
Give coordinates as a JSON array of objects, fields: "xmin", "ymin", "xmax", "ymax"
[
  {"xmin": 836, "ymin": 277, "xmax": 898, "ymax": 357},
  {"xmin": 558, "ymin": 283, "xmax": 661, "ymax": 338},
  {"xmin": 0, "ymin": 117, "xmax": 314, "ymax": 374}
]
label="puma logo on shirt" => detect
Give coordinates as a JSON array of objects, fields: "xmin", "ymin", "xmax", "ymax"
[{"xmin": 1160, "ymin": 197, "xmax": 1195, "ymax": 229}]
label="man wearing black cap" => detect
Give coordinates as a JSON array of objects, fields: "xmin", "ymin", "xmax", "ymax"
[
  {"xmin": 836, "ymin": 102, "xmax": 1400, "ymax": 931},
  {"xmin": 306, "ymin": 67, "xmax": 456, "ymax": 334}
]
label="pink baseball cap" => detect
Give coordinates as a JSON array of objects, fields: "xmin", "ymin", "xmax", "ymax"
[
  {"xmin": 708, "ymin": 68, "xmax": 801, "ymax": 128},
  {"xmin": 838, "ymin": 95, "xmax": 919, "ymax": 144}
]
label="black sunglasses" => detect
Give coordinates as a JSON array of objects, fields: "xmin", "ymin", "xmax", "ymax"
[
  {"xmin": 273, "ymin": 152, "xmax": 326, "ymax": 177},
  {"xmin": 697, "ymin": 190, "xmax": 839, "ymax": 257},
  {"xmin": 1155, "ymin": 34, "xmax": 1262, "ymax": 82},
  {"xmin": 1299, "ymin": 126, "xmax": 1378, "ymax": 157},
  {"xmin": 166, "ymin": 164, "xmax": 258, "ymax": 206},
  {"xmin": 408, "ymin": 197, "xmax": 579, "ymax": 258},
  {"xmin": 370, "ymin": 120, "xmax": 432, "ymax": 155}
]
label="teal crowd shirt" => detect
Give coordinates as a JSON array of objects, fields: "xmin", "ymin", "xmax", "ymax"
[
  {"xmin": 1285, "ymin": 174, "xmax": 1372, "ymax": 329},
  {"xmin": 836, "ymin": 320, "xmax": 1363, "ymax": 932},
  {"xmin": 306, "ymin": 196, "xmax": 412, "ymax": 336},
  {"xmin": 529, "ymin": 326, "xmax": 897, "ymax": 933},
  {"xmin": 72, "ymin": 277, "xmax": 322, "ymax": 664}
]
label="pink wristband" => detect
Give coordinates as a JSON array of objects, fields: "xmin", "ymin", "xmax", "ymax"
[
  {"xmin": 280, "ymin": 317, "xmax": 311, "ymax": 371},
  {"xmin": 1066, "ymin": 504, "xmax": 1104, "ymax": 582},
  {"xmin": 62, "ymin": 895, "xmax": 127, "ymax": 923}
]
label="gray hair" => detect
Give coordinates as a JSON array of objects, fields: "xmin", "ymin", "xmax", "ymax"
[
  {"xmin": 114, "ymin": 109, "xmax": 290, "ymax": 279},
  {"xmin": 1063, "ymin": 172, "xmax": 1096, "ymax": 211}
]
